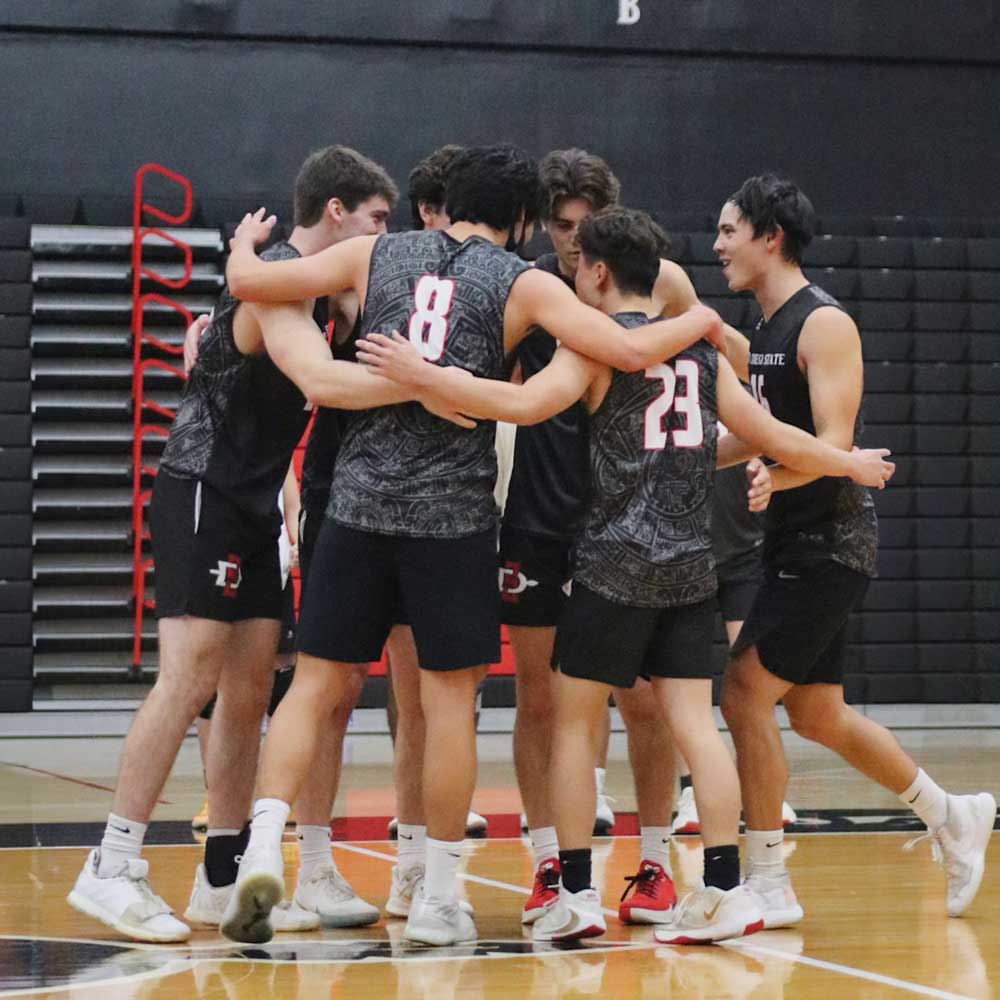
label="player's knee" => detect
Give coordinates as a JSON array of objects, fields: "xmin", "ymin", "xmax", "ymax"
[{"xmin": 787, "ymin": 705, "xmax": 843, "ymax": 747}]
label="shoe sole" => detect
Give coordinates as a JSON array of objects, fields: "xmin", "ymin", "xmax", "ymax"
[
  {"xmin": 593, "ymin": 820, "xmax": 614, "ymax": 836},
  {"xmin": 672, "ymin": 821, "xmax": 700, "ymax": 835},
  {"xmin": 761, "ymin": 904, "xmax": 804, "ymax": 929},
  {"xmin": 521, "ymin": 901, "xmax": 557, "ymax": 925},
  {"xmin": 948, "ymin": 793, "xmax": 997, "ymax": 917},
  {"xmin": 620, "ymin": 905, "xmax": 676, "ymax": 925},
  {"xmin": 220, "ymin": 873, "xmax": 282, "ymax": 944},
  {"xmin": 404, "ymin": 922, "xmax": 477, "ymax": 946},
  {"xmin": 316, "ymin": 906, "xmax": 381, "ymax": 929},
  {"xmin": 655, "ymin": 916, "xmax": 765, "ymax": 945},
  {"xmin": 67, "ymin": 890, "xmax": 190, "ymax": 943}
]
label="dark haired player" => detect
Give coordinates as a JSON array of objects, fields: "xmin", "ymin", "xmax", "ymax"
[
  {"xmin": 219, "ymin": 144, "xmax": 726, "ymax": 947},
  {"xmin": 359, "ymin": 205, "xmax": 895, "ymax": 942},
  {"xmin": 68, "ymin": 146, "xmax": 399, "ymax": 942},
  {"xmin": 715, "ymin": 173, "xmax": 996, "ymax": 926}
]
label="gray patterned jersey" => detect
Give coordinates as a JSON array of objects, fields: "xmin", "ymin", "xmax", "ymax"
[
  {"xmin": 159, "ymin": 241, "xmax": 314, "ymax": 532},
  {"xmin": 574, "ymin": 312, "xmax": 719, "ymax": 608},
  {"xmin": 328, "ymin": 230, "xmax": 530, "ymax": 538},
  {"xmin": 747, "ymin": 284, "xmax": 878, "ymax": 577}
]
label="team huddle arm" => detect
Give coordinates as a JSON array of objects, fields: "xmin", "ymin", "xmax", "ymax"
[
  {"xmin": 716, "ymin": 431, "xmax": 760, "ymax": 469},
  {"xmin": 512, "ymin": 270, "xmax": 724, "ymax": 373},
  {"xmin": 715, "ymin": 355, "xmax": 894, "ymax": 488},
  {"xmin": 724, "ymin": 326, "xmax": 751, "ymax": 382},
  {"xmin": 356, "ymin": 334, "xmax": 598, "ymax": 425},
  {"xmin": 256, "ymin": 304, "xmax": 414, "ymax": 410}
]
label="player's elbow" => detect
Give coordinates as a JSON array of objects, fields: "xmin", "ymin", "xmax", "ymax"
[{"xmin": 226, "ymin": 268, "xmax": 254, "ymax": 301}]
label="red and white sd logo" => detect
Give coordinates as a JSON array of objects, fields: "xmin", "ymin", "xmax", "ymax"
[
  {"xmin": 209, "ymin": 553, "xmax": 242, "ymax": 598},
  {"xmin": 498, "ymin": 561, "xmax": 539, "ymax": 603}
]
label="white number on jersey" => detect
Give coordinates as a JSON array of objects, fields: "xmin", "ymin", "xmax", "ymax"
[
  {"xmin": 407, "ymin": 275, "xmax": 456, "ymax": 361},
  {"xmin": 643, "ymin": 357, "xmax": 704, "ymax": 450},
  {"xmin": 750, "ymin": 373, "xmax": 772, "ymax": 414}
]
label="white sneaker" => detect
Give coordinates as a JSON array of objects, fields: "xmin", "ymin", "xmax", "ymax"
[
  {"xmin": 520, "ymin": 812, "xmax": 529, "ymax": 834},
  {"xmin": 594, "ymin": 769, "xmax": 615, "ymax": 836},
  {"xmin": 386, "ymin": 864, "xmax": 473, "ymax": 918},
  {"xmin": 654, "ymin": 884, "xmax": 764, "ymax": 945},
  {"xmin": 404, "ymin": 887, "xmax": 478, "ymax": 946},
  {"xmin": 532, "ymin": 886, "xmax": 606, "ymax": 942},
  {"xmin": 672, "ymin": 786, "xmax": 700, "ymax": 835},
  {"xmin": 466, "ymin": 810, "xmax": 488, "ymax": 837},
  {"xmin": 387, "ymin": 817, "xmax": 399, "ymax": 838},
  {"xmin": 220, "ymin": 843, "xmax": 285, "ymax": 944},
  {"xmin": 293, "ymin": 863, "xmax": 380, "ymax": 927},
  {"xmin": 743, "ymin": 871, "xmax": 804, "ymax": 928},
  {"xmin": 67, "ymin": 849, "xmax": 190, "ymax": 943},
  {"xmin": 782, "ymin": 802, "xmax": 798, "ymax": 827},
  {"xmin": 184, "ymin": 863, "xmax": 319, "ymax": 931},
  {"xmin": 905, "ymin": 792, "xmax": 997, "ymax": 917}
]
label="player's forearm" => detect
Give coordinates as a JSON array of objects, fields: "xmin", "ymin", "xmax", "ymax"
[
  {"xmin": 302, "ymin": 361, "xmax": 414, "ymax": 410},
  {"xmin": 227, "ymin": 245, "xmax": 307, "ymax": 303},
  {"xmin": 753, "ymin": 420, "xmax": 857, "ymax": 481},
  {"xmin": 422, "ymin": 371, "xmax": 551, "ymax": 425},
  {"xmin": 618, "ymin": 308, "xmax": 722, "ymax": 372}
]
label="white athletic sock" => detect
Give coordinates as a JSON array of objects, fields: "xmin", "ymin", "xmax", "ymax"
[
  {"xmin": 206, "ymin": 828, "xmax": 242, "ymax": 838},
  {"xmin": 900, "ymin": 768, "xmax": 949, "ymax": 831},
  {"xmin": 425, "ymin": 837, "xmax": 463, "ymax": 901},
  {"xmin": 98, "ymin": 813, "xmax": 147, "ymax": 877},
  {"xmin": 296, "ymin": 824, "xmax": 332, "ymax": 882},
  {"xmin": 640, "ymin": 826, "xmax": 673, "ymax": 871},
  {"xmin": 397, "ymin": 824, "xmax": 426, "ymax": 871},
  {"xmin": 529, "ymin": 826, "xmax": 559, "ymax": 868},
  {"xmin": 246, "ymin": 798, "xmax": 290, "ymax": 853},
  {"xmin": 745, "ymin": 828, "xmax": 786, "ymax": 878}
]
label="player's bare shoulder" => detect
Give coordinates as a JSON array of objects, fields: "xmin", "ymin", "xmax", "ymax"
[{"xmin": 653, "ymin": 258, "xmax": 697, "ymax": 317}]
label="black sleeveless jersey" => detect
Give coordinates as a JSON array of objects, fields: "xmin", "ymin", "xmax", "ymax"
[
  {"xmin": 712, "ymin": 413, "xmax": 764, "ymax": 567},
  {"xmin": 327, "ymin": 229, "xmax": 530, "ymax": 538},
  {"xmin": 748, "ymin": 283, "xmax": 877, "ymax": 577},
  {"xmin": 299, "ymin": 304, "xmax": 356, "ymax": 514},
  {"xmin": 160, "ymin": 241, "xmax": 315, "ymax": 533},
  {"xmin": 502, "ymin": 253, "xmax": 591, "ymax": 540},
  {"xmin": 574, "ymin": 312, "xmax": 718, "ymax": 608}
]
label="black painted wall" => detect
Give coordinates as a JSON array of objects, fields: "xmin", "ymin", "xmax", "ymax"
[{"xmin": 1, "ymin": 2, "xmax": 999, "ymax": 222}]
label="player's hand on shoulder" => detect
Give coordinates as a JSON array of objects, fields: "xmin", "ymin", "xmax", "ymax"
[
  {"xmin": 183, "ymin": 312, "xmax": 212, "ymax": 373},
  {"xmin": 745, "ymin": 457, "xmax": 772, "ymax": 512},
  {"xmin": 687, "ymin": 303, "xmax": 724, "ymax": 350},
  {"xmin": 850, "ymin": 446, "xmax": 895, "ymax": 489},
  {"xmin": 230, "ymin": 207, "xmax": 277, "ymax": 251},
  {"xmin": 357, "ymin": 330, "xmax": 433, "ymax": 388}
]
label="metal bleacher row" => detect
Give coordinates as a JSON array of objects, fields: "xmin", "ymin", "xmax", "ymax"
[{"xmin": 1, "ymin": 195, "xmax": 998, "ymax": 703}]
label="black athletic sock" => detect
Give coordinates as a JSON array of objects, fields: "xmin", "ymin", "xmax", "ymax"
[
  {"xmin": 205, "ymin": 825, "xmax": 250, "ymax": 888},
  {"xmin": 559, "ymin": 848, "xmax": 592, "ymax": 894},
  {"xmin": 703, "ymin": 844, "xmax": 740, "ymax": 891},
  {"xmin": 679, "ymin": 774, "xmax": 693, "ymax": 791}
]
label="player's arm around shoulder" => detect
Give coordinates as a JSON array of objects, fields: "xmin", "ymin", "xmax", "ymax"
[
  {"xmin": 716, "ymin": 353, "xmax": 894, "ymax": 488},
  {"xmin": 227, "ymin": 210, "xmax": 376, "ymax": 304},
  {"xmin": 508, "ymin": 267, "xmax": 722, "ymax": 372}
]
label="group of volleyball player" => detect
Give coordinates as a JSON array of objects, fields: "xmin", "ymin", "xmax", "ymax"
[{"xmin": 67, "ymin": 141, "xmax": 995, "ymax": 949}]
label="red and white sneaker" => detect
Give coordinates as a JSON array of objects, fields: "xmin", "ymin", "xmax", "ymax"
[
  {"xmin": 522, "ymin": 857, "xmax": 560, "ymax": 924},
  {"xmin": 532, "ymin": 886, "xmax": 606, "ymax": 942},
  {"xmin": 619, "ymin": 860, "xmax": 677, "ymax": 924}
]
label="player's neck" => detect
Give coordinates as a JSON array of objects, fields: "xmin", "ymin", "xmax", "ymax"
[
  {"xmin": 446, "ymin": 221, "xmax": 508, "ymax": 246},
  {"xmin": 287, "ymin": 223, "xmax": 336, "ymax": 257},
  {"xmin": 754, "ymin": 265, "xmax": 810, "ymax": 322},
  {"xmin": 601, "ymin": 289, "xmax": 658, "ymax": 319}
]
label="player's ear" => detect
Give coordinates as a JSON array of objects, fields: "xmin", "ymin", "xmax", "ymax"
[
  {"xmin": 765, "ymin": 224, "xmax": 784, "ymax": 255},
  {"xmin": 418, "ymin": 201, "xmax": 437, "ymax": 228},
  {"xmin": 325, "ymin": 197, "xmax": 345, "ymax": 224}
]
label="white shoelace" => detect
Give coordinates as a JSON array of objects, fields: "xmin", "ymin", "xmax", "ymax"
[{"xmin": 123, "ymin": 859, "xmax": 172, "ymax": 918}]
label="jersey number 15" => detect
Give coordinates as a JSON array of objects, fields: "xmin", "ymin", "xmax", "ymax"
[{"xmin": 644, "ymin": 358, "xmax": 703, "ymax": 450}]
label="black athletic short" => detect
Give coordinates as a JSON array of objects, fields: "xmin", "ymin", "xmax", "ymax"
[
  {"xmin": 715, "ymin": 546, "xmax": 764, "ymax": 624},
  {"xmin": 297, "ymin": 521, "xmax": 500, "ymax": 671},
  {"xmin": 553, "ymin": 583, "xmax": 716, "ymax": 689},
  {"xmin": 150, "ymin": 471, "xmax": 282, "ymax": 621},
  {"xmin": 299, "ymin": 506, "xmax": 409, "ymax": 627},
  {"xmin": 730, "ymin": 559, "xmax": 871, "ymax": 685},
  {"xmin": 498, "ymin": 527, "xmax": 572, "ymax": 627}
]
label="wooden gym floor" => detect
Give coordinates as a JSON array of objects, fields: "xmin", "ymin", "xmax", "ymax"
[{"xmin": 0, "ymin": 716, "xmax": 997, "ymax": 999}]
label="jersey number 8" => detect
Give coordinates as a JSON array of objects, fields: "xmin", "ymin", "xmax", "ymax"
[
  {"xmin": 644, "ymin": 358, "xmax": 703, "ymax": 450},
  {"xmin": 408, "ymin": 275, "xmax": 456, "ymax": 362}
]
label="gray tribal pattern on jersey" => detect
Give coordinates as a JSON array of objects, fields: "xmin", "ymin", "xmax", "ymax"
[
  {"xmin": 160, "ymin": 241, "xmax": 313, "ymax": 528},
  {"xmin": 328, "ymin": 230, "xmax": 530, "ymax": 538},
  {"xmin": 574, "ymin": 313, "xmax": 719, "ymax": 608}
]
